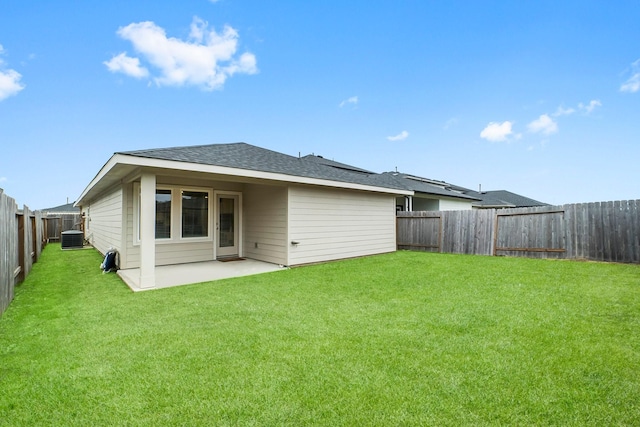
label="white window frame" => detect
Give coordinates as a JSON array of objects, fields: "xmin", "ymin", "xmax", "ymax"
[
  {"xmin": 155, "ymin": 187, "xmax": 173, "ymax": 240},
  {"xmin": 179, "ymin": 187, "xmax": 213, "ymax": 242},
  {"xmin": 213, "ymin": 190, "xmax": 243, "ymax": 259},
  {"xmin": 133, "ymin": 183, "xmax": 213, "ymax": 246}
]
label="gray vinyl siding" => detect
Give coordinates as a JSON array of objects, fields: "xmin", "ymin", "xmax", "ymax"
[
  {"xmin": 438, "ymin": 198, "xmax": 473, "ymax": 211},
  {"xmin": 243, "ymin": 184, "xmax": 288, "ymax": 265},
  {"xmin": 155, "ymin": 242, "xmax": 213, "ymax": 266},
  {"xmin": 287, "ymin": 186, "xmax": 397, "ymax": 265},
  {"xmin": 84, "ymin": 185, "xmax": 123, "ymax": 256}
]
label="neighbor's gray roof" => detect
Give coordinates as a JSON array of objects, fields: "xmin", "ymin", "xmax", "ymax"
[
  {"xmin": 380, "ymin": 172, "xmax": 547, "ymax": 206},
  {"xmin": 41, "ymin": 202, "xmax": 80, "ymax": 213},
  {"xmin": 119, "ymin": 143, "xmax": 407, "ymax": 191},
  {"xmin": 300, "ymin": 154, "xmax": 375, "ymax": 174},
  {"xmin": 381, "ymin": 172, "xmax": 480, "ymax": 201},
  {"xmin": 464, "ymin": 190, "xmax": 548, "ymax": 208}
]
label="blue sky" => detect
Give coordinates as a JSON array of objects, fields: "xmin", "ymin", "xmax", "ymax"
[{"xmin": 1, "ymin": 0, "xmax": 639, "ymax": 209}]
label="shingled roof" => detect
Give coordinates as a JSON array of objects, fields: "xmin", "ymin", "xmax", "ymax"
[
  {"xmin": 300, "ymin": 154, "xmax": 375, "ymax": 174},
  {"xmin": 381, "ymin": 171, "xmax": 547, "ymax": 207},
  {"xmin": 463, "ymin": 189, "xmax": 548, "ymax": 208},
  {"xmin": 119, "ymin": 142, "xmax": 407, "ymax": 192},
  {"xmin": 78, "ymin": 142, "xmax": 549, "ymax": 209},
  {"xmin": 381, "ymin": 172, "xmax": 480, "ymax": 201},
  {"xmin": 41, "ymin": 202, "xmax": 80, "ymax": 214}
]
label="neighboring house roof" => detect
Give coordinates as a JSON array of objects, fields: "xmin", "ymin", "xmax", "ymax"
[
  {"xmin": 41, "ymin": 202, "xmax": 81, "ymax": 214},
  {"xmin": 300, "ymin": 154, "xmax": 375, "ymax": 174},
  {"xmin": 381, "ymin": 172, "xmax": 547, "ymax": 208},
  {"xmin": 76, "ymin": 143, "xmax": 411, "ymax": 206},
  {"xmin": 462, "ymin": 189, "xmax": 549, "ymax": 208},
  {"xmin": 382, "ymin": 172, "xmax": 480, "ymax": 201}
]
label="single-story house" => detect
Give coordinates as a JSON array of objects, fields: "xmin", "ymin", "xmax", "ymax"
[
  {"xmin": 384, "ymin": 172, "xmax": 548, "ymax": 211},
  {"xmin": 75, "ymin": 143, "xmax": 411, "ymax": 289},
  {"xmin": 458, "ymin": 189, "xmax": 548, "ymax": 209},
  {"xmin": 383, "ymin": 172, "xmax": 481, "ymax": 211},
  {"xmin": 41, "ymin": 201, "xmax": 81, "ymax": 215}
]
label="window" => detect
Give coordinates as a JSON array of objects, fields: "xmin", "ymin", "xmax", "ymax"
[
  {"xmin": 155, "ymin": 189, "xmax": 172, "ymax": 239},
  {"xmin": 133, "ymin": 184, "xmax": 211, "ymax": 245},
  {"xmin": 182, "ymin": 190, "xmax": 208, "ymax": 238}
]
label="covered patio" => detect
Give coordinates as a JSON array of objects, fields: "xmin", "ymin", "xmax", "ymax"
[{"xmin": 117, "ymin": 258, "xmax": 286, "ymax": 292}]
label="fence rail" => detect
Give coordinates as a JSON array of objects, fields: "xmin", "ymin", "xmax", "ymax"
[
  {"xmin": 0, "ymin": 189, "xmax": 47, "ymax": 317},
  {"xmin": 397, "ymin": 200, "xmax": 640, "ymax": 263},
  {"xmin": 45, "ymin": 214, "xmax": 82, "ymax": 242}
]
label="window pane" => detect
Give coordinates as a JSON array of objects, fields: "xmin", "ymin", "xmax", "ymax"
[
  {"xmin": 182, "ymin": 191, "xmax": 209, "ymax": 238},
  {"xmin": 155, "ymin": 189, "xmax": 172, "ymax": 239},
  {"xmin": 219, "ymin": 197, "xmax": 234, "ymax": 247}
]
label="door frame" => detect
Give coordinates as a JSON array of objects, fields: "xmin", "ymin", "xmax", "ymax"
[{"xmin": 213, "ymin": 191, "xmax": 243, "ymax": 259}]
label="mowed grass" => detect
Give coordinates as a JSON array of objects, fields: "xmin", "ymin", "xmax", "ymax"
[{"xmin": 1, "ymin": 245, "xmax": 639, "ymax": 426}]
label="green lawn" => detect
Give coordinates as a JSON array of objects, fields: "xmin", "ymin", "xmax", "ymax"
[{"xmin": 1, "ymin": 244, "xmax": 639, "ymax": 426}]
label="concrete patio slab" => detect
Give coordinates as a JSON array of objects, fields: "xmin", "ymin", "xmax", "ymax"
[{"xmin": 117, "ymin": 259, "xmax": 286, "ymax": 292}]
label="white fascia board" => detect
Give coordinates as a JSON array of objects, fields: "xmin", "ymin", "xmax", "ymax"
[
  {"xmin": 414, "ymin": 192, "xmax": 479, "ymax": 202},
  {"xmin": 87, "ymin": 154, "xmax": 413, "ymax": 196}
]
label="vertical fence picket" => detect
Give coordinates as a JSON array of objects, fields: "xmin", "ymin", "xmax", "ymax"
[
  {"xmin": 1, "ymin": 189, "xmax": 47, "ymax": 317},
  {"xmin": 0, "ymin": 190, "xmax": 19, "ymax": 317},
  {"xmin": 397, "ymin": 200, "xmax": 640, "ymax": 264}
]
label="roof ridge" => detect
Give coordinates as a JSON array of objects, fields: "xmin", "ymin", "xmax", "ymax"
[{"xmin": 118, "ymin": 142, "xmax": 249, "ymax": 155}]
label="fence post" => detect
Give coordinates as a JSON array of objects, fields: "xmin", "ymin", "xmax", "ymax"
[
  {"xmin": 0, "ymin": 189, "xmax": 19, "ymax": 317},
  {"xmin": 396, "ymin": 200, "xmax": 639, "ymax": 263}
]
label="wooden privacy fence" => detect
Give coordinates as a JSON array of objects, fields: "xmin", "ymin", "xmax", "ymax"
[
  {"xmin": 45, "ymin": 214, "xmax": 82, "ymax": 242},
  {"xmin": 0, "ymin": 189, "xmax": 47, "ymax": 317},
  {"xmin": 397, "ymin": 199, "xmax": 640, "ymax": 263}
]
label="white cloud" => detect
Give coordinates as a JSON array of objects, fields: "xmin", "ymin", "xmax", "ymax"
[
  {"xmin": 105, "ymin": 17, "xmax": 257, "ymax": 90},
  {"xmin": 552, "ymin": 100, "xmax": 601, "ymax": 118},
  {"xmin": 480, "ymin": 121, "xmax": 513, "ymax": 142},
  {"xmin": 0, "ymin": 69, "xmax": 24, "ymax": 101},
  {"xmin": 553, "ymin": 106, "xmax": 576, "ymax": 117},
  {"xmin": 387, "ymin": 130, "xmax": 409, "ymax": 141},
  {"xmin": 443, "ymin": 117, "xmax": 458, "ymax": 130},
  {"xmin": 620, "ymin": 59, "xmax": 640, "ymax": 93},
  {"xmin": 0, "ymin": 177, "xmax": 7, "ymax": 183},
  {"xmin": 0, "ymin": 43, "xmax": 25, "ymax": 101},
  {"xmin": 104, "ymin": 52, "xmax": 149, "ymax": 78},
  {"xmin": 578, "ymin": 99, "xmax": 601, "ymax": 114},
  {"xmin": 339, "ymin": 96, "xmax": 358, "ymax": 108},
  {"xmin": 189, "ymin": 16, "xmax": 208, "ymax": 42},
  {"xmin": 527, "ymin": 114, "xmax": 558, "ymax": 135}
]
